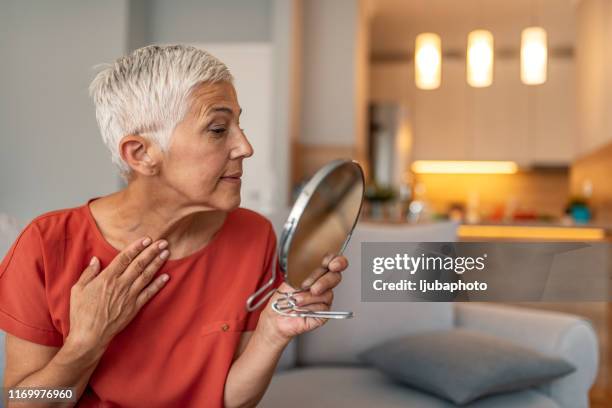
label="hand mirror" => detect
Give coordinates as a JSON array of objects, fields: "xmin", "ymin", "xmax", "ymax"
[{"xmin": 246, "ymin": 159, "xmax": 365, "ymax": 319}]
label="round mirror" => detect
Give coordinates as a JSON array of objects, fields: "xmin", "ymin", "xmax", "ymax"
[
  {"xmin": 245, "ymin": 159, "xmax": 365, "ymax": 320},
  {"xmin": 279, "ymin": 160, "xmax": 365, "ymax": 290}
]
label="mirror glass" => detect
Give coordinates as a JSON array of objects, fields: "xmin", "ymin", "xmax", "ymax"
[{"xmin": 279, "ymin": 160, "xmax": 365, "ymax": 290}]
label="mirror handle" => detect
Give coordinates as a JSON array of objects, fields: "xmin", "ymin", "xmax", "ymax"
[
  {"xmin": 245, "ymin": 285, "xmax": 275, "ymax": 312},
  {"xmin": 245, "ymin": 253, "xmax": 279, "ymax": 312}
]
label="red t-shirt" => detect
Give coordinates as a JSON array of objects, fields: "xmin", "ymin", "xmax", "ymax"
[{"xmin": 0, "ymin": 198, "xmax": 284, "ymax": 407}]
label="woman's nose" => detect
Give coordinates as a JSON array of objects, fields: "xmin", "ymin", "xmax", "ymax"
[{"xmin": 231, "ymin": 129, "xmax": 254, "ymax": 159}]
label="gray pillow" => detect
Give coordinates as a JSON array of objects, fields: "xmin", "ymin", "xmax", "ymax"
[{"xmin": 357, "ymin": 328, "xmax": 575, "ymax": 405}]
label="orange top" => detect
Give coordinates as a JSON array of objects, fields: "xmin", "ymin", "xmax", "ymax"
[{"xmin": 0, "ymin": 198, "xmax": 284, "ymax": 407}]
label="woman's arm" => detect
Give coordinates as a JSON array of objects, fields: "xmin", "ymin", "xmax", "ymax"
[
  {"xmin": 223, "ymin": 327, "xmax": 290, "ymax": 408},
  {"xmin": 3, "ymin": 335, "xmax": 106, "ymax": 408},
  {"xmin": 224, "ymin": 255, "xmax": 348, "ymax": 408}
]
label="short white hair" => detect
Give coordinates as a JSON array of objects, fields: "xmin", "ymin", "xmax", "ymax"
[{"xmin": 89, "ymin": 44, "xmax": 233, "ymax": 179}]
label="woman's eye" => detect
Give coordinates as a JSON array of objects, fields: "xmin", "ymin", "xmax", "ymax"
[{"xmin": 210, "ymin": 128, "xmax": 226, "ymax": 135}]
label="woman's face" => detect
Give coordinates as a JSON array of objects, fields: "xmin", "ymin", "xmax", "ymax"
[{"xmin": 159, "ymin": 81, "xmax": 253, "ymax": 212}]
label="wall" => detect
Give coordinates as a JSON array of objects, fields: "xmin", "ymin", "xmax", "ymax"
[
  {"xmin": 414, "ymin": 170, "xmax": 569, "ymax": 220},
  {"xmin": 573, "ymin": 1, "xmax": 612, "ymax": 222},
  {"xmin": 0, "ymin": 0, "xmax": 297, "ymax": 225},
  {"xmin": 301, "ymin": 0, "xmax": 356, "ymax": 147},
  {"xmin": 575, "ymin": 0, "xmax": 612, "ymax": 156},
  {"xmin": 370, "ymin": 0, "xmax": 576, "ymax": 55},
  {"xmin": 144, "ymin": 0, "xmax": 272, "ymax": 45},
  {"xmin": 0, "ymin": 0, "xmax": 128, "ymax": 225},
  {"xmin": 570, "ymin": 141, "xmax": 612, "ymax": 223},
  {"xmin": 271, "ymin": 0, "xmax": 302, "ymax": 205},
  {"xmin": 298, "ymin": 0, "xmax": 368, "ymax": 182}
]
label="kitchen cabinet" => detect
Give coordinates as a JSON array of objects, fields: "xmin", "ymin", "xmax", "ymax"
[
  {"xmin": 370, "ymin": 57, "xmax": 576, "ymax": 166},
  {"xmin": 531, "ymin": 58, "xmax": 576, "ymax": 165},
  {"xmin": 469, "ymin": 58, "xmax": 529, "ymax": 164},
  {"xmin": 412, "ymin": 59, "xmax": 471, "ymax": 160}
]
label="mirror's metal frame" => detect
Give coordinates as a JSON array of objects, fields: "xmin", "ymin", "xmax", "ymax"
[{"xmin": 246, "ymin": 159, "xmax": 365, "ymax": 320}]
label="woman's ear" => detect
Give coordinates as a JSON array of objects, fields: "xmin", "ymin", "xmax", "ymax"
[{"xmin": 119, "ymin": 135, "xmax": 160, "ymax": 176}]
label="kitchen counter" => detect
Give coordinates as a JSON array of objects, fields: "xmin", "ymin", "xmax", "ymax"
[
  {"xmin": 457, "ymin": 222, "xmax": 608, "ymax": 241},
  {"xmin": 360, "ymin": 216, "xmax": 610, "ymax": 241}
]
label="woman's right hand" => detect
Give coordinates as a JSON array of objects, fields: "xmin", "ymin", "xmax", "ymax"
[{"xmin": 66, "ymin": 237, "xmax": 170, "ymax": 355}]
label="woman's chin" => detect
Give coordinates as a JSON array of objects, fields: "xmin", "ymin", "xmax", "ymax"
[
  {"xmin": 219, "ymin": 193, "xmax": 241, "ymax": 211},
  {"xmin": 186, "ymin": 191, "xmax": 241, "ymax": 213}
]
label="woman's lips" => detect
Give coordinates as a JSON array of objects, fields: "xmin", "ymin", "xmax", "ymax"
[{"xmin": 220, "ymin": 176, "xmax": 242, "ymax": 184}]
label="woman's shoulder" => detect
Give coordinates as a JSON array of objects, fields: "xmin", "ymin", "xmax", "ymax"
[
  {"xmin": 1, "ymin": 201, "xmax": 91, "ymax": 277},
  {"xmin": 229, "ymin": 207, "xmax": 275, "ymax": 235},
  {"xmin": 27, "ymin": 201, "xmax": 90, "ymax": 239},
  {"xmin": 231, "ymin": 207, "xmax": 273, "ymax": 227}
]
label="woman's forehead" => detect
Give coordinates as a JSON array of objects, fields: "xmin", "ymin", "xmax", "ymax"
[{"xmin": 190, "ymin": 82, "xmax": 240, "ymax": 118}]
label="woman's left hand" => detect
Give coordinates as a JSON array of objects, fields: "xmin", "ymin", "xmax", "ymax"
[{"xmin": 257, "ymin": 254, "xmax": 349, "ymax": 347}]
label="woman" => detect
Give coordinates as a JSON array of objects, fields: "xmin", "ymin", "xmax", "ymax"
[{"xmin": 0, "ymin": 45, "xmax": 348, "ymax": 407}]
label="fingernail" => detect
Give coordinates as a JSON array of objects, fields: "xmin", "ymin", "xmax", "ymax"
[
  {"xmin": 142, "ymin": 237, "xmax": 152, "ymax": 247},
  {"xmin": 159, "ymin": 249, "xmax": 170, "ymax": 259},
  {"xmin": 330, "ymin": 260, "xmax": 341, "ymax": 270},
  {"xmin": 89, "ymin": 256, "xmax": 98, "ymax": 266},
  {"xmin": 162, "ymin": 274, "xmax": 169, "ymax": 282},
  {"xmin": 158, "ymin": 240, "xmax": 168, "ymax": 250}
]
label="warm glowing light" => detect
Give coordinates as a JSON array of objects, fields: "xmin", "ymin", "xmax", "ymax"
[
  {"xmin": 521, "ymin": 27, "xmax": 547, "ymax": 85},
  {"xmin": 415, "ymin": 33, "xmax": 441, "ymax": 90},
  {"xmin": 458, "ymin": 225, "xmax": 605, "ymax": 241},
  {"xmin": 411, "ymin": 161, "xmax": 518, "ymax": 174},
  {"xmin": 467, "ymin": 30, "xmax": 494, "ymax": 87}
]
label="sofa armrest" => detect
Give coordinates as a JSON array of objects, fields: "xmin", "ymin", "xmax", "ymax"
[{"xmin": 454, "ymin": 303, "xmax": 598, "ymax": 408}]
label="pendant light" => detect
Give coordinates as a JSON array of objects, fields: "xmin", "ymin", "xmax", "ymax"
[
  {"xmin": 415, "ymin": 33, "xmax": 441, "ymax": 90},
  {"xmin": 467, "ymin": 29, "xmax": 494, "ymax": 87},
  {"xmin": 521, "ymin": 27, "xmax": 547, "ymax": 85}
]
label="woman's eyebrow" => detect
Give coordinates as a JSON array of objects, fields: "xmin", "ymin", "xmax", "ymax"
[{"xmin": 208, "ymin": 106, "xmax": 243, "ymax": 117}]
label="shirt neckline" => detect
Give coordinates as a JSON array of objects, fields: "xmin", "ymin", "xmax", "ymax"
[{"xmin": 82, "ymin": 197, "xmax": 232, "ymax": 266}]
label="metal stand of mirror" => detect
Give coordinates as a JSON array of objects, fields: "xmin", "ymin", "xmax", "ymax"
[{"xmin": 246, "ymin": 159, "xmax": 365, "ymax": 320}]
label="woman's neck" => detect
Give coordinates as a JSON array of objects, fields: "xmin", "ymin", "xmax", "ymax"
[{"xmin": 89, "ymin": 181, "xmax": 227, "ymax": 260}]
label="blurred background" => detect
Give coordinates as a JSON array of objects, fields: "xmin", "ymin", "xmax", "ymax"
[{"xmin": 0, "ymin": 0, "xmax": 609, "ymax": 405}]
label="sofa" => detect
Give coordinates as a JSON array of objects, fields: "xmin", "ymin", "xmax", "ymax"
[
  {"xmin": 0, "ymin": 218, "xmax": 599, "ymax": 408},
  {"xmin": 260, "ymin": 221, "xmax": 600, "ymax": 407}
]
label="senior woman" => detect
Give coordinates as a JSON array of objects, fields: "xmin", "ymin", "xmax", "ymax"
[{"xmin": 0, "ymin": 45, "xmax": 349, "ymax": 407}]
